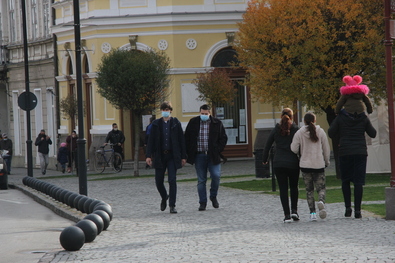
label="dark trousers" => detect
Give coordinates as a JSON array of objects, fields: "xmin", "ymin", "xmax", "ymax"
[
  {"xmin": 3, "ymin": 156, "xmax": 11, "ymax": 173},
  {"xmin": 155, "ymin": 153, "xmax": 177, "ymax": 207},
  {"xmin": 274, "ymin": 167, "xmax": 300, "ymax": 216},
  {"xmin": 339, "ymin": 155, "xmax": 367, "ymax": 211},
  {"xmin": 68, "ymin": 151, "xmax": 78, "ymax": 168},
  {"xmin": 113, "ymin": 145, "xmax": 124, "ymax": 160}
]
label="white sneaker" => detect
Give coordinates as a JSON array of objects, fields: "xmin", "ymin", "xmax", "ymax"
[
  {"xmin": 317, "ymin": 201, "xmax": 327, "ymax": 219},
  {"xmin": 310, "ymin": 212, "xmax": 317, "ymax": 221}
]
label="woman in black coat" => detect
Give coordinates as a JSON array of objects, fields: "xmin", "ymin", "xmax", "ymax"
[
  {"xmin": 262, "ymin": 108, "xmax": 300, "ymax": 223},
  {"xmin": 328, "ymin": 109, "xmax": 376, "ymax": 218}
]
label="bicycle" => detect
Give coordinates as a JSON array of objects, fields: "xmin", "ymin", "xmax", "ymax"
[{"xmin": 94, "ymin": 144, "xmax": 123, "ymax": 173}]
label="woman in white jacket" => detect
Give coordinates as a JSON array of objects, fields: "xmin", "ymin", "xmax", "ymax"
[{"xmin": 291, "ymin": 112, "xmax": 330, "ymax": 221}]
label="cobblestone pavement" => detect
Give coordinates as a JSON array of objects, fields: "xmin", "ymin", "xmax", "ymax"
[{"xmin": 8, "ymin": 158, "xmax": 395, "ymax": 263}]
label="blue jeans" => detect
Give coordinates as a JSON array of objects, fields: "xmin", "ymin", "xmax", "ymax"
[
  {"xmin": 155, "ymin": 154, "xmax": 177, "ymax": 207},
  {"xmin": 195, "ymin": 153, "xmax": 221, "ymax": 204}
]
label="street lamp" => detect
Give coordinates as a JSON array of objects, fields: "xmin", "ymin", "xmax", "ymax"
[
  {"xmin": 384, "ymin": 0, "xmax": 395, "ymax": 219},
  {"xmin": 73, "ymin": 0, "xmax": 88, "ymax": 195}
]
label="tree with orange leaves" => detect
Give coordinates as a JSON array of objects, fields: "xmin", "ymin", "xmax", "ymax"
[
  {"xmin": 236, "ymin": 0, "xmax": 385, "ymax": 121},
  {"xmin": 193, "ymin": 68, "xmax": 237, "ymax": 116}
]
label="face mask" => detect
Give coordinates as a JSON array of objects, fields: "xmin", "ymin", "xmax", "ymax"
[
  {"xmin": 200, "ymin": 114, "xmax": 209, "ymax": 121},
  {"xmin": 161, "ymin": 111, "xmax": 170, "ymax": 118},
  {"xmin": 113, "ymin": 128, "xmax": 118, "ymax": 131},
  {"xmin": 3, "ymin": 138, "xmax": 7, "ymax": 140}
]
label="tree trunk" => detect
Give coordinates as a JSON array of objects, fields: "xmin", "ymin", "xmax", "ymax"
[
  {"xmin": 133, "ymin": 111, "xmax": 141, "ymax": 177},
  {"xmin": 211, "ymin": 102, "xmax": 216, "ymax": 118}
]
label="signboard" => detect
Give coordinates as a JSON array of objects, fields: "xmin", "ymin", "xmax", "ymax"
[{"xmin": 18, "ymin": 92, "xmax": 38, "ymax": 111}]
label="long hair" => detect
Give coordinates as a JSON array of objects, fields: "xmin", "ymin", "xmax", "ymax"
[
  {"xmin": 304, "ymin": 112, "xmax": 318, "ymax": 142},
  {"xmin": 279, "ymin": 108, "xmax": 293, "ymax": 136}
]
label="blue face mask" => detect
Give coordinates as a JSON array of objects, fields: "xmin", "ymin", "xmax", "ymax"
[
  {"xmin": 200, "ymin": 114, "xmax": 209, "ymax": 121},
  {"xmin": 161, "ymin": 111, "xmax": 171, "ymax": 118}
]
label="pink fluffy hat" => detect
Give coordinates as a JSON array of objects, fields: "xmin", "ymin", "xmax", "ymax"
[{"xmin": 340, "ymin": 75, "xmax": 370, "ymax": 95}]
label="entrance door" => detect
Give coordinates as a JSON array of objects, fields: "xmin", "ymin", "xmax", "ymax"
[
  {"xmin": 217, "ymin": 79, "xmax": 252, "ymax": 158},
  {"xmin": 211, "ymin": 47, "xmax": 252, "ymax": 158}
]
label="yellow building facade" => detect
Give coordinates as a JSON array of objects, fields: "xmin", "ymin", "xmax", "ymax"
[{"xmin": 52, "ymin": 0, "xmax": 326, "ymax": 163}]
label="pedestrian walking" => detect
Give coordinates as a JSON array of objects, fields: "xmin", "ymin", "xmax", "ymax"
[
  {"xmin": 262, "ymin": 108, "xmax": 300, "ymax": 223},
  {"xmin": 184, "ymin": 104, "xmax": 228, "ymax": 211},
  {"xmin": 35, "ymin": 129, "xmax": 52, "ymax": 175},
  {"xmin": 0, "ymin": 133, "xmax": 13, "ymax": 174},
  {"xmin": 145, "ymin": 101, "xmax": 187, "ymax": 214},
  {"xmin": 291, "ymin": 112, "xmax": 330, "ymax": 221},
  {"xmin": 57, "ymin": 142, "xmax": 69, "ymax": 173},
  {"xmin": 328, "ymin": 78, "xmax": 377, "ymax": 218},
  {"xmin": 104, "ymin": 123, "xmax": 125, "ymax": 160},
  {"xmin": 66, "ymin": 131, "xmax": 78, "ymax": 173}
]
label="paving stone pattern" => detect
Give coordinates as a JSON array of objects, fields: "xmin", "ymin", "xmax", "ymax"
[{"xmin": 9, "ymin": 159, "xmax": 395, "ymax": 262}]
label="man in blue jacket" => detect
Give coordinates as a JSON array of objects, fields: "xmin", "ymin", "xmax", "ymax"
[{"xmin": 146, "ymin": 102, "xmax": 187, "ymax": 214}]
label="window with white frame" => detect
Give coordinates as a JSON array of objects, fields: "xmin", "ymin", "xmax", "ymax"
[
  {"xmin": 12, "ymin": 91, "xmax": 21, "ymax": 155},
  {"xmin": 8, "ymin": 0, "xmax": 16, "ymax": 43},
  {"xmin": 31, "ymin": 0, "xmax": 38, "ymax": 40},
  {"xmin": 43, "ymin": 0, "xmax": 50, "ymax": 38}
]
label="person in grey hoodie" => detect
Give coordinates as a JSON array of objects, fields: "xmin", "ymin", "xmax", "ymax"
[{"xmin": 291, "ymin": 112, "xmax": 330, "ymax": 221}]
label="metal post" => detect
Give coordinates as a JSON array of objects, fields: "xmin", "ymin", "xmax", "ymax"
[
  {"xmin": 73, "ymin": 0, "xmax": 88, "ymax": 195},
  {"xmin": 21, "ymin": 0, "xmax": 33, "ymax": 177},
  {"xmin": 384, "ymin": 0, "xmax": 395, "ymax": 187}
]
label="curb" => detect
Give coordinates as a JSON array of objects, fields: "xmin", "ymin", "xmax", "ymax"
[{"xmin": 10, "ymin": 183, "xmax": 84, "ymax": 223}]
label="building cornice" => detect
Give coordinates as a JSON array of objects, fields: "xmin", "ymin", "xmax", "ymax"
[{"xmin": 52, "ymin": 11, "xmax": 244, "ymax": 35}]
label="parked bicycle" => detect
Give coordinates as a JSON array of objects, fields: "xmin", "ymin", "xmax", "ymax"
[{"xmin": 94, "ymin": 143, "xmax": 123, "ymax": 173}]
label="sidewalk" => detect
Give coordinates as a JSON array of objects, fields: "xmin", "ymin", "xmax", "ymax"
[{"xmin": 6, "ymin": 159, "xmax": 395, "ymax": 262}]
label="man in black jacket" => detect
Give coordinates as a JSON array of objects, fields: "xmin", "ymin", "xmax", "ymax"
[
  {"xmin": 185, "ymin": 104, "xmax": 228, "ymax": 211},
  {"xmin": 35, "ymin": 129, "xmax": 52, "ymax": 175},
  {"xmin": 146, "ymin": 102, "xmax": 187, "ymax": 214},
  {"xmin": 104, "ymin": 123, "xmax": 125, "ymax": 159}
]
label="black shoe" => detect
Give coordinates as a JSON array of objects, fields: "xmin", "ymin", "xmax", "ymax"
[
  {"xmin": 170, "ymin": 206, "xmax": 177, "ymax": 214},
  {"xmin": 345, "ymin": 207, "xmax": 352, "ymax": 217},
  {"xmin": 210, "ymin": 196, "xmax": 219, "ymax": 208},
  {"xmin": 42, "ymin": 170, "xmax": 46, "ymax": 175},
  {"xmin": 160, "ymin": 196, "xmax": 169, "ymax": 211},
  {"xmin": 291, "ymin": 211, "xmax": 300, "ymax": 221},
  {"xmin": 199, "ymin": 202, "xmax": 207, "ymax": 211},
  {"xmin": 283, "ymin": 215, "xmax": 292, "ymax": 223},
  {"xmin": 355, "ymin": 211, "xmax": 362, "ymax": 219},
  {"xmin": 62, "ymin": 168, "xmax": 65, "ymax": 173}
]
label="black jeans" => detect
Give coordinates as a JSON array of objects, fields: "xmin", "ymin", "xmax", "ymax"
[
  {"xmin": 274, "ymin": 167, "xmax": 300, "ymax": 216},
  {"xmin": 339, "ymin": 154, "xmax": 367, "ymax": 211},
  {"xmin": 155, "ymin": 153, "xmax": 177, "ymax": 207},
  {"xmin": 113, "ymin": 145, "xmax": 124, "ymax": 160}
]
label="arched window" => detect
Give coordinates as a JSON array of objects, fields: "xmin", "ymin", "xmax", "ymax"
[
  {"xmin": 210, "ymin": 47, "xmax": 239, "ymax": 68},
  {"xmin": 83, "ymin": 55, "xmax": 89, "ymax": 74},
  {"xmin": 67, "ymin": 57, "xmax": 73, "ymax": 75}
]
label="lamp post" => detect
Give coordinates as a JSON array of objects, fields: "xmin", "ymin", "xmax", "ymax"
[
  {"xmin": 384, "ymin": 0, "xmax": 395, "ymax": 220},
  {"xmin": 21, "ymin": 0, "xmax": 33, "ymax": 177},
  {"xmin": 73, "ymin": 0, "xmax": 88, "ymax": 195}
]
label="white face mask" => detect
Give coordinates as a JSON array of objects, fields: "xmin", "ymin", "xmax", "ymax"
[{"xmin": 113, "ymin": 128, "xmax": 118, "ymax": 131}]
